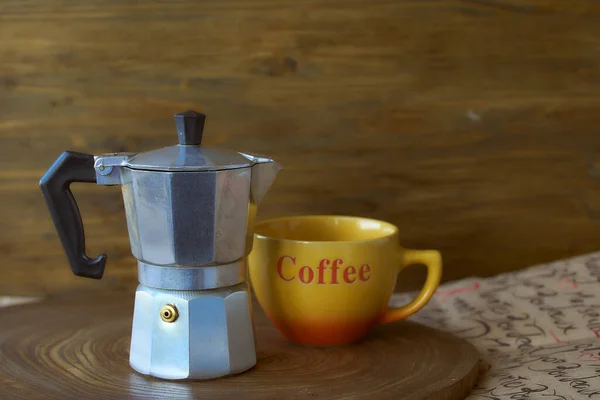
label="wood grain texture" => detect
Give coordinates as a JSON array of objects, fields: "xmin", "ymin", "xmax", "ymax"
[
  {"xmin": 0, "ymin": 290, "xmax": 480, "ymax": 400},
  {"xmin": 2, "ymin": 0, "xmax": 600, "ymax": 295}
]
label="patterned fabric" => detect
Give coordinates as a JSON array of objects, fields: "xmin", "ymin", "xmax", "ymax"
[{"xmin": 390, "ymin": 251, "xmax": 600, "ymax": 399}]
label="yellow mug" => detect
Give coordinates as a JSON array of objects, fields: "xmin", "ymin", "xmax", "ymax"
[{"xmin": 248, "ymin": 215, "xmax": 442, "ymax": 346}]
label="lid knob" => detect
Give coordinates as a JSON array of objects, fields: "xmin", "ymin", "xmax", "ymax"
[{"xmin": 174, "ymin": 110, "xmax": 206, "ymax": 145}]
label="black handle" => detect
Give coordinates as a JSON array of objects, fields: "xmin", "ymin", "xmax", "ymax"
[
  {"xmin": 174, "ymin": 110, "xmax": 206, "ymax": 145},
  {"xmin": 39, "ymin": 151, "xmax": 107, "ymax": 279}
]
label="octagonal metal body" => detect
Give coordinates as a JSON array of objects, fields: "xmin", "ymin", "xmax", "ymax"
[
  {"xmin": 129, "ymin": 283, "xmax": 257, "ymax": 380},
  {"xmin": 41, "ymin": 111, "xmax": 282, "ymax": 382},
  {"xmin": 120, "ymin": 167, "xmax": 254, "ymax": 267}
]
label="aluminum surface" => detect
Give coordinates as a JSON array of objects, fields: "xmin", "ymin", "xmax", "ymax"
[
  {"xmin": 120, "ymin": 167, "xmax": 252, "ymax": 266},
  {"xmin": 124, "ymin": 145, "xmax": 254, "ymax": 172},
  {"xmin": 46, "ymin": 110, "xmax": 282, "ymax": 382},
  {"xmin": 129, "ymin": 283, "xmax": 256, "ymax": 380},
  {"xmin": 93, "ymin": 154, "xmax": 282, "ymax": 267},
  {"xmin": 138, "ymin": 260, "xmax": 246, "ymax": 290}
]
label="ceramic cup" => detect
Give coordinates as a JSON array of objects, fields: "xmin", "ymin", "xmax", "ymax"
[{"xmin": 248, "ymin": 215, "xmax": 442, "ymax": 346}]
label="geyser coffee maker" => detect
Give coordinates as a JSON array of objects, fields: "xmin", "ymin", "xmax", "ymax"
[{"xmin": 40, "ymin": 111, "xmax": 282, "ymax": 380}]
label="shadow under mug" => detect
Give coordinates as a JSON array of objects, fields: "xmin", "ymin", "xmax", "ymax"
[{"xmin": 248, "ymin": 215, "xmax": 442, "ymax": 346}]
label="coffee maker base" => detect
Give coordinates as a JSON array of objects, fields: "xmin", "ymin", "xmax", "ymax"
[{"xmin": 128, "ymin": 283, "xmax": 257, "ymax": 380}]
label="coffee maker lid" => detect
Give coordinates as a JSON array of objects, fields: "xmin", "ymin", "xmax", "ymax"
[{"xmin": 124, "ymin": 110, "xmax": 254, "ymax": 172}]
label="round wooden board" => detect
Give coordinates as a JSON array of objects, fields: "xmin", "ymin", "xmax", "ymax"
[{"xmin": 0, "ymin": 290, "xmax": 480, "ymax": 400}]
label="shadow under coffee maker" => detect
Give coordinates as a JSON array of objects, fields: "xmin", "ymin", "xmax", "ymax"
[{"xmin": 40, "ymin": 110, "xmax": 282, "ymax": 380}]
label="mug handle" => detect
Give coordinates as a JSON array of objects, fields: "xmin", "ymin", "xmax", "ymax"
[{"xmin": 378, "ymin": 249, "xmax": 442, "ymax": 324}]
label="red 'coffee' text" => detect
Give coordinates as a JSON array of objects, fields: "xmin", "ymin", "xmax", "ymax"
[{"xmin": 276, "ymin": 256, "xmax": 371, "ymax": 284}]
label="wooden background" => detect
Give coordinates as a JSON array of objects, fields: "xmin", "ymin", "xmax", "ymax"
[{"xmin": 1, "ymin": 0, "xmax": 600, "ymax": 296}]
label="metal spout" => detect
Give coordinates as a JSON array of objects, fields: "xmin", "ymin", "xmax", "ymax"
[{"xmin": 242, "ymin": 153, "xmax": 283, "ymax": 205}]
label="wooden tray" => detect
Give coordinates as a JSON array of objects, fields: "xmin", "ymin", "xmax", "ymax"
[{"xmin": 0, "ymin": 290, "xmax": 480, "ymax": 400}]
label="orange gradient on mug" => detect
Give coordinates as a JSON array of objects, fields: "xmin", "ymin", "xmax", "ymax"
[{"xmin": 248, "ymin": 215, "xmax": 442, "ymax": 346}]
